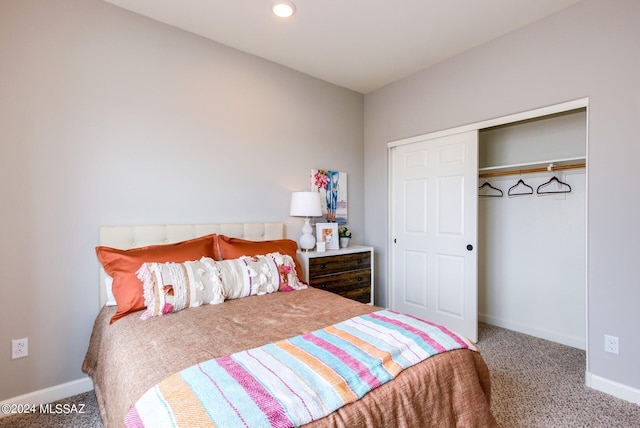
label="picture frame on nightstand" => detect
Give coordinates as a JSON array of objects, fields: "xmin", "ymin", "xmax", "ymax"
[{"xmin": 315, "ymin": 223, "xmax": 339, "ymax": 250}]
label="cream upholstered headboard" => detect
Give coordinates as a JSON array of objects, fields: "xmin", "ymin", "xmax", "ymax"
[{"xmin": 98, "ymin": 222, "xmax": 284, "ymax": 307}]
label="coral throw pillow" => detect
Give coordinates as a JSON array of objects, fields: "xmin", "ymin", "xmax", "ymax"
[
  {"xmin": 217, "ymin": 235, "xmax": 304, "ymax": 282},
  {"xmin": 96, "ymin": 234, "xmax": 218, "ymax": 323}
]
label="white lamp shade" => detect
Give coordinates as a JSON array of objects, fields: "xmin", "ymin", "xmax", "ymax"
[{"xmin": 290, "ymin": 192, "xmax": 322, "ymax": 217}]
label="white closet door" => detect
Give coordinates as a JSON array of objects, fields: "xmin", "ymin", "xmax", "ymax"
[{"xmin": 390, "ymin": 130, "xmax": 478, "ymax": 342}]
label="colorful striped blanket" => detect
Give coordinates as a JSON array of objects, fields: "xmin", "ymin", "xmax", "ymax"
[{"xmin": 125, "ymin": 310, "xmax": 477, "ymax": 428}]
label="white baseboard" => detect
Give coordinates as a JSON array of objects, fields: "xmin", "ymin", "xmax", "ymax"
[
  {"xmin": 479, "ymin": 313, "xmax": 586, "ymax": 350},
  {"xmin": 0, "ymin": 377, "xmax": 93, "ymax": 419},
  {"xmin": 586, "ymin": 372, "xmax": 640, "ymax": 405}
]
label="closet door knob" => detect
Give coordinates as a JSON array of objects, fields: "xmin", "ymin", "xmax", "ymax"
[{"xmin": 466, "ymin": 244, "xmax": 473, "ymax": 251}]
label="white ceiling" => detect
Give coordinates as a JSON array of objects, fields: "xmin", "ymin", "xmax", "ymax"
[{"xmin": 103, "ymin": 0, "xmax": 583, "ymax": 94}]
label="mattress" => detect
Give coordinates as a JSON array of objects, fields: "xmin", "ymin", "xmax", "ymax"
[{"xmin": 82, "ymin": 287, "xmax": 497, "ymax": 427}]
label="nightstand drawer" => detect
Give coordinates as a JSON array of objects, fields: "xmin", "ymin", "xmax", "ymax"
[
  {"xmin": 308, "ymin": 252, "xmax": 371, "ymax": 277},
  {"xmin": 309, "ymin": 269, "xmax": 372, "ymax": 291},
  {"xmin": 338, "ymin": 287, "xmax": 371, "ymax": 304}
]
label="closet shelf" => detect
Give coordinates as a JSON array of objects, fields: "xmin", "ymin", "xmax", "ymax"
[{"xmin": 478, "ymin": 157, "xmax": 586, "ymax": 178}]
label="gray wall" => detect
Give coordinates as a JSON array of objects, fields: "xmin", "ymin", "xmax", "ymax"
[
  {"xmin": 365, "ymin": 0, "xmax": 640, "ymax": 392},
  {"xmin": 0, "ymin": 0, "xmax": 364, "ymax": 401}
]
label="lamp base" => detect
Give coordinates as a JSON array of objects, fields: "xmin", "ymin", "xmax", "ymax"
[{"xmin": 298, "ymin": 218, "xmax": 316, "ymax": 251}]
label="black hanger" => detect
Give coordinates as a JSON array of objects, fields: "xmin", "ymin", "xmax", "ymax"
[
  {"xmin": 508, "ymin": 178, "xmax": 533, "ymax": 196},
  {"xmin": 537, "ymin": 176, "xmax": 571, "ymax": 194},
  {"xmin": 479, "ymin": 181, "xmax": 503, "ymax": 197}
]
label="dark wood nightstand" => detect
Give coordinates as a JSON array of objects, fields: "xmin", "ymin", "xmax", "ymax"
[{"xmin": 297, "ymin": 245, "xmax": 374, "ymax": 304}]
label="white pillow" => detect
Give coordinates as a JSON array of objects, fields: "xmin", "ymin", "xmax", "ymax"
[{"xmin": 105, "ymin": 274, "xmax": 116, "ymax": 306}]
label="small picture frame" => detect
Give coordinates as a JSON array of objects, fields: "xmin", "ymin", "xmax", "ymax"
[{"xmin": 316, "ymin": 223, "xmax": 339, "ymax": 250}]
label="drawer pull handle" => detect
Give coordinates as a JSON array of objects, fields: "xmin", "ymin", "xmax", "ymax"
[
  {"xmin": 320, "ymin": 264, "xmax": 327, "ymax": 269},
  {"xmin": 357, "ymin": 259, "xmax": 363, "ymax": 264},
  {"xmin": 357, "ymin": 277, "xmax": 363, "ymax": 282}
]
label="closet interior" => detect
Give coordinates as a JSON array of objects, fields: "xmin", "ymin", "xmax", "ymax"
[{"xmin": 477, "ymin": 108, "xmax": 587, "ymax": 350}]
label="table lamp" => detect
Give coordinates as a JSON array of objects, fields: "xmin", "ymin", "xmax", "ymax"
[{"xmin": 290, "ymin": 191, "xmax": 322, "ymax": 250}]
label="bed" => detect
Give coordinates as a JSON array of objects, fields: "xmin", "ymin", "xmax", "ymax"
[{"xmin": 82, "ymin": 223, "xmax": 497, "ymax": 428}]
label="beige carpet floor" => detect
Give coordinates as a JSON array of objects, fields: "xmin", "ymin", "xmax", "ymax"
[
  {"xmin": 1, "ymin": 323, "xmax": 639, "ymax": 427},
  {"xmin": 478, "ymin": 323, "xmax": 640, "ymax": 427}
]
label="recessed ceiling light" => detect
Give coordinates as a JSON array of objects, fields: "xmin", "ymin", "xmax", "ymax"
[{"xmin": 272, "ymin": 1, "xmax": 296, "ymax": 18}]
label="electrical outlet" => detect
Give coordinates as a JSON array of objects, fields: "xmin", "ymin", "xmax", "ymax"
[
  {"xmin": 11, "ymin": 338, "xmax": 28, "ymax": 359},
  {"xmin": 604, "ymin": 335, "xmax": 619, "ymax": 354}
]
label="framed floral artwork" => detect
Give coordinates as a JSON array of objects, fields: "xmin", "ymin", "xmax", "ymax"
[
  {"xmin": 315, "ymin": 223, "xmax": 339, "ymax": 250},
  {"xmin": 310, "ymin": 169, "xmax": 348, "ymax": 225}
]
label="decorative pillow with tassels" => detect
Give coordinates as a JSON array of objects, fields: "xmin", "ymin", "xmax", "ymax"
[{"xmin": 137, "ymin": 253, "xmax": 305, "ymax": 319}]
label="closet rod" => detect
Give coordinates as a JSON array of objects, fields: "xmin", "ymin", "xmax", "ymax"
[{"xmin": 478, "ymin": 162, "xmax": 586, "ymax": 179}]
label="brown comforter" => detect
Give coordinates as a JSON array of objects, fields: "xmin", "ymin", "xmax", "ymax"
[{"xmin": 83, "ymin": 287, "xmax": 497, "ymax": 427}]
